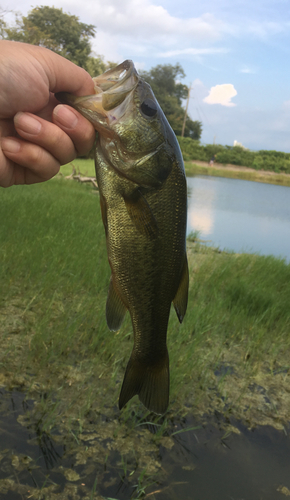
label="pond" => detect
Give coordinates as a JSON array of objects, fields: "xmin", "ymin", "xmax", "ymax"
[{"xmin": 187, "ymin": 176, "xmax": 290, "ymax": 262}]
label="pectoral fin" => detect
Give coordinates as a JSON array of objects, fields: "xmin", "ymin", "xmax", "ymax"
[
  {"xmin": 108, "ymin": 142, "xmax": 172, "ymax": 188},
  {"xmin": 173, "ymin": 256, "xmax": 189, "ymax": 323},
  {"xmin": 106, "ymin": 278, "xmax": 127, "ymax": 331},
  {"xmin": 99, "ymin": 193, "xmax": 108, "ymax": 236},
  {"xmin": 123, "ymin": 189, "xmax": 158, "ymax": 240}
]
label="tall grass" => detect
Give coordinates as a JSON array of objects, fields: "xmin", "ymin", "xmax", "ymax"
[{"xmin": 1, "ymin": 179, "xmax": 110, "ymax": 367}]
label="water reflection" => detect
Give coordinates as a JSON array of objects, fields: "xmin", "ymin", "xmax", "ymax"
[
  {"xmin": 189, "ymin": 210, "xmax": 214, "ymax": 235},
  {"xmin": 187, "ymin": 176, "xmax": 290, "ymax": 261},
  {"xmin": 187, "ymin": 180, "xmax": 216, "ymax": 236}
]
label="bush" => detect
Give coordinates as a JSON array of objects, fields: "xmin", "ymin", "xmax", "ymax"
[
  {"xmin": 252, "ymin": 156, "xmax": 264, "ymax": 170},
  {"xmin": 177, "ymin": 137, "xmax": 224, "ymax": 163},
  {"xmin": 177, "ymin": 136, "xmax": 290, "ymax": 174}
]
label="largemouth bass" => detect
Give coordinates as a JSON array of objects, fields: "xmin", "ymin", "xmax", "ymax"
[{"xmin": 57, "ymin": 61, "xmax": 188, "ymax": 414}]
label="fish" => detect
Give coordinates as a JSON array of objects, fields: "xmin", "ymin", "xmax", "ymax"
[{"xmin": 56, "ymin": 60, "xmax": 189, "ymax": 414}]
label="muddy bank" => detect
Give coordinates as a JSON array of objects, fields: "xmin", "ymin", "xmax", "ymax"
[{"xmin": 1, "ymin": 387, "xmax": 290, "ymax": 500}]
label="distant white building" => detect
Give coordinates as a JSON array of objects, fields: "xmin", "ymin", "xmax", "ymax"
[{"xmin": 233, "ymin": 140, "xmax": 248, "ymax": 150}]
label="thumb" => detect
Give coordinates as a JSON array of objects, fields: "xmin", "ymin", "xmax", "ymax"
[
  {"xmin": 43, "ymin": 49, "xmax": 94, "ymax": 95},
  {"xmin": 26, "ymin": 43, "xmax": 95, "ymax": 96}
]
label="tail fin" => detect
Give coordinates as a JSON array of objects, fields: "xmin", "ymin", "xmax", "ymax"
[{"xmin": 119, "ymin": 350, "xmax": 169, "ymax": 415}]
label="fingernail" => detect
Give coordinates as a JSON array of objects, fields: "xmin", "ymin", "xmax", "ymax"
[
  {"xmin": 1, "ymin": 138, "xmax": 21, "ymax": 153},
  {"xmin": 15, "ymin": 112, "xmax": 42, "ymax": 135},
  {"xmin": 54, "ymin": 105, "xmax": 78, "ymax": 129}
]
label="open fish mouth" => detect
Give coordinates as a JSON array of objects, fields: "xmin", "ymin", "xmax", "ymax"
[
  {"xmin": 93, "ymin": 59, "xmax": 138, "ymax": 109},
  {"xmin": 56, "ymin": 60, "xmax": 139, "ymax": 136}
]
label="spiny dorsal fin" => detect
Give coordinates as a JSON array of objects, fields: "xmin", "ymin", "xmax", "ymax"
[
  {"xmin": 173, "ymin": 255, "xmax": 189, "ymax": 323},
  {"xmin": 106, "ymin": 278, "xmax": 127, "ymax": 331}
]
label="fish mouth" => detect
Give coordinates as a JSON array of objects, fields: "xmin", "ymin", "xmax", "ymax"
[{"xmin": 56, "ymin": 60, "xmax": 139, "ymax": 137}]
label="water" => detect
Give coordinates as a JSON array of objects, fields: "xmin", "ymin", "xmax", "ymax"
[
  {"xmin": 1, "ymin": 390, "xmax": 290, "ymax": 500},
  {"xmin": 187, "ymin": 176, "xmax": 290, "ymax": 262}
]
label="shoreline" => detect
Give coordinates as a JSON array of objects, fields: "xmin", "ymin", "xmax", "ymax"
[{"xmin": 184, "ymin": 160, "xmax": 290, "ymax": 187}]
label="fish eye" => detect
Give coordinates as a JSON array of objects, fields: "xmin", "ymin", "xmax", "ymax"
[{"xmin": 140, "ymin": 98, "xmax": 158, "ymax": 118}]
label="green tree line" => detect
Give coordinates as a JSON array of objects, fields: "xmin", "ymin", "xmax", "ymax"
[
  {"xmin": 178, "ymin": 137, "xmax": 290, "ymax": 174},
  {"xmin": 1, "ymin": 5, "xmax": 201, "ymax": 140}
]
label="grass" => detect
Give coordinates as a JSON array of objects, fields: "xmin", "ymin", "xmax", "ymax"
[
  {"xmin": 184, "ymin": 161, "xmax": 290, "ymax": 187},
  {"xmin": 1, "ymin": 177, "xmax": 290, "ymax": 406},
  {"xmin": 60, "ymin": 158, "xmax": 96, "ymax": 177},
  {"xmin": 1, "ymin": 177, "xmax": 290, "ymax": 410},
  {"xmin": 1, "ymin": 176, "xmax": 290, "ymax": 498}
]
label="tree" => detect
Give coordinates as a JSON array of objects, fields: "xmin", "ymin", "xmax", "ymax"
[
  {"xmin": 0, "ymin": 7, "xmax": 8, "ymax": 39},
  {"xmin": 85, "ymin": 56, "xmax": 119, "ymax": 77},
  {"xmin": 4, "ymin": 6, "xmax": 96, "ymax": 69},
  {"xmin": 85, "ymin": 55, "xmax": 106, "ymax": 77},
  {"xmin": 180, "ymin": 116, "xmax": 202, "ymax": 140},
  {"xmin": 140, "ymin": 63, "xmax": 202, "ymax": 140}
]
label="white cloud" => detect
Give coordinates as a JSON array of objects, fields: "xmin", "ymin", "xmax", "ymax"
[
  {"xmin": 203, "ymin": 84, "xmax": 237, "ymax": 107},
  {"xmin": 157, "ymin": 47, "xmax": 229, "ymax": 58},
  {"xmin": 134, "ymin": 61, "xmax": 146, "ymax": 71},
  {"xmin": 239, "ymin": 66, "xmax": 256, "ymax": 74},
  {"xmin": 64, "ymin": 0, "xmax": 225, "ymax": 41},
  {"xmin": 58, "ymin": 0, "xmax": 229, "ymax": 63},
  {"xmin": 192, "ymin": 78, "xmax": 205, "ymax": 87},
  {"xmin": 91, "ymin": 31, "xmax": 123, "ymax": 63},
  {"xmin": 283, "ymin": 100, "xmax": 290, "ymax": 109},
  {"xmin": 2, "ymin": 0, "xmax": 234, "ymax": 67},
  {"xmin": 247, "ymin": 20, "xmax": 286, "ymax": 39}
]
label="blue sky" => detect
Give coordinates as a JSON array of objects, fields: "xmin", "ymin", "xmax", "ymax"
[{"xmin": 3, "ymin": 0, "xmax": 290, "ymax": 151}]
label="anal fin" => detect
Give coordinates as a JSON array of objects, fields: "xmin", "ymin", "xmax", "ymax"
[
  {"xmin": 106, "ymin": 278, "xmax": 127, "ymax": 331},
  {"xmin": 173, "ymin": 255, "xmax": 189, "ymax": 323}
]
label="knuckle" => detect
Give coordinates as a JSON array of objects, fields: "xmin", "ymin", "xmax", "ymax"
[
  {"xmin": 75, "ymin": 124, "xmax": 95, "ymax": 156},
  {"xmin": 43, "ymin": 127, "xmax": 76, "ymax": 164},
  {"xmin": 25, "ymin": 144, "xmax": 59, "ymax": 179},
  {"xmin": 28, "ymin": 144, "xmax": 44, "ymax": 165}
]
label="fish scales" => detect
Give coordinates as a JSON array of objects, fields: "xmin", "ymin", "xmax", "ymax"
[{"xmin": 56, "ymin": 61, "xmax": 189, "ymax": 414}]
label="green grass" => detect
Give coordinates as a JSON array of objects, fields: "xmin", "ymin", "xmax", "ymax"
[
  {"xmin": 0, "ymin": 178, "xmax": 116, "ymax": 380},
  {"xmin": 1, "ymin": 177, "xmax": 290, "ymax": 497},
  {"xmin": 1, "ymin": 177, "xmax": 290, "ymax": 409},
  {"xmin": 60, "ymin": 158, "xmax": 96, "ymax": 177}
]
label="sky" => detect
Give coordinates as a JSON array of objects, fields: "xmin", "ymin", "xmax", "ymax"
[{"xmin": 2, "ymin": 0, "xmax": 290, "ymax": 151}]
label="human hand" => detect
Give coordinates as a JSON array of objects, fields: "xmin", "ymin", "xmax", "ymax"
[{"xmin": 0, "ymin": 40, "xmax": 96, "ymax": 187}]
